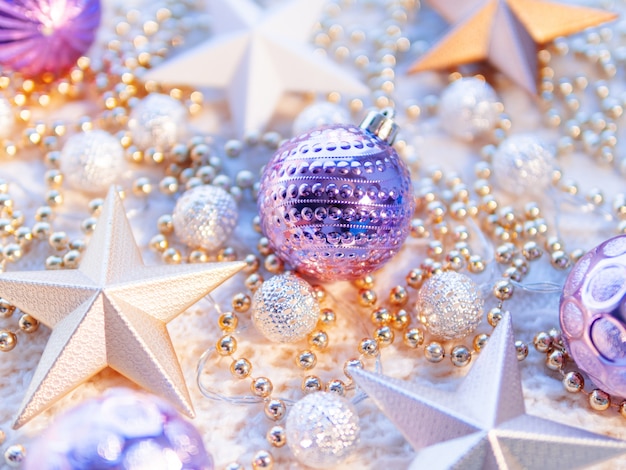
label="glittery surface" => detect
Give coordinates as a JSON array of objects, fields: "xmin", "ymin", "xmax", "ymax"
[
  {"xmin": 0, "ymin": 188, "xmax": 245, "ymax": 428},
  {"xmin": 128, "ymin": 93, "xmax": 188, "ymax": 150},
  {"xmin": 491, "ymin": 134, "xmax": 555, "ymax": 196},
  {"xmin": 24, "ymin": 388, "xmax": 214, "ymax": 470},
  {"xmin": 438, "ymin": 77, "xmax": 500, "ymax": 142},
  {"xmin": 251, "ymin": 272, "xmax": 320, "ymax": 343},
  {"xmin": 172, "ymin": 185, "xmax": 238, "ymax": 252},
  {"xmin": 350, "ymin": 313, "xmax": 626, "ymax": 469},
  {"xmin": 416, "ymin": 271, "xmax": 483, "ymax": 340},
  {"xmin": 560, "ymin": 234, "xmax": 626, "ymax": 397},
  {"xmin": 59, "ymin": 130, "xmax": 127, "ymax": 195},
  {"xmin": 286, "ymin": 392, "xmax": 360, "ymax": 468},
  {"xmin": 0, "ymin": 0, "xmax": 101, "ymax": 77},
  {"xmin": 257, "ymin": 124, "xmax": 414, "ymax": 282}
]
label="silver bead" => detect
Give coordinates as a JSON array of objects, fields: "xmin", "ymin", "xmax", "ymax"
[
  {"xmin": 416, "ymin": 271, "xmax": 484, "ymax": 340},
  {"xmin": 59, "ymin": 130, "xmax": 126, "ymax": 195},
  {"xmin": 4, "ymin": 444, "xmax": 26, "ymax": 468},
  {"xmin": 438, "ymin": 77, "xmax": 500, "ymax": 141},
  {"xmin": 491, "ymin": 134, "xmax": 556, "ymax": 196},
  {"xmin": 128, "ymin": 93, "xmax": 187, "ymax": 150},
  {"xmin": 252, "ymin": 273, "xmax": 320, "ymax": 343},
  {"xmin": 286, "ymin": 392, "xmax": 359, "ymax": 468},
  {"xmin": 172, "ymin": 185, "xmax": 238, "ymax": 251}
]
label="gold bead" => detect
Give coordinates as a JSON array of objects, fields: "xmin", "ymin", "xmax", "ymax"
[
  {"xmin": 533, "ymin": 331, "xmax": 553, "ymax": 353},
  {"xmin": 217, "ymin": 335, "xmax": 237, "ymax": 356},
  {"xmin": 563, "ymin": 371, "xmax": 584, "ymax": 393},
  {"xmin": 218, "ymin": 312, "xmax": 238, "ymax": 332},
  {"xmin": 162, "ymin": 247, "xmax": 182, "ymax": 264},
  {"xmin": 468, "ymin": 255, "xmax": 485, "ymax": 273},
  {"xmin": 133, "ymin": 176, "xmax": 152, "ymax": 196},
  {"xmin": 514, "ymin": 340, "xmax": 529, "ymax": 360},
  {"xmin": 264, "ymin": 254, "xmax": 284, "ymax": 274},
  {"xmin": 550, "ymin": 250, "xmax": 571, "ymax": 270},
  {"xmin": 3, "ymin": 243, "xmax": 22, "ymax": 262},
  {"xmin": 0, "ymin": 330, "xmax": 17, "ymax": 351},
  {"xmin": 319, "ymin": 308, "xmax": 336, "ymax": 325},
  {"xmin": 358, "ymin": 288, "xmax": 377, "ymax": 307},
  {"xmin": 406, "ymin": 268, "xmax": 424, "ymax": 289},
  {"xmin": 158, "ymin": 176, "xmax": 179, "ymax": 195},
  {"xmin": 473, "ymin": 333, "xmax": 489, "ymax": 352},
  {"xmin": 311, "ymin": 285, "xmax": 327, "ymax": 303},
  {"xmin": 393, "ymin": 309, "xmax": 410, "ymax": 330},
  {"xmin": 450, "ymin": 345, "xmax": 472, "ymax": 367},
  {"xmin": 445, "ymin": 250, "xmax": 465, "ymax": 271},
  {"xmin": 326, "ymin": 379, "xmax": 347, "ymax": 396},
  {"xmin": 149, "ymin": 234, "xmax": 169, "ymax": 252},
  {"xmin": 45, "ymin": 255, "xmax": 64, "ymax": 270},
  {"xmin": 389, "ymin": 285, "xmax": 408, "ymax": 306},
  {"xmin": 81, "ymin": 217, "xmax": 98, "ymax": 234},
  {"xmin": 257, "ymin": 237, "xmax": 272, "ymax": 256},
  {"xmin": 495, "ymin": 243, "xmax": 516, "ymax": 264},
  {"xmin": 157, "ymin": 214, "xmax": 174, "ymax": 234},
  {"xmin": 232, "ymin": 293, "xmax": 252, "ymax": 313},
  {"xmin": 251, "ymin": 377, "xmax": 273, "ymax": 398},
  {"xmin": 522, "ymin": 241, "xmax": 543, "ymax": 261},
  {"xmin": 308, "ymin": 330, "xmax": 329, "ymax": 350},
  {"xmin": 0, "ymin": 299, "xmax": 16, "ymax": 318},
  {"xmin": 252, "ymin": 450, "xmax": 274, "ymax": 470},
  {"xmin": 354, "ymin": 274, "xmax": 375, "ymax": 290},
  {"xmin": 230, "ymin": 358, "xmax": 252, "ymax": 379},
  {"xmin": 296, "ymin": 350, "xmax": 317, "ymax": 370},
  {"xmin": 188, "ymin": 249, "xmax": 208, "ymax": 263},
  {"xmin": 589, "ymin": 389, "xmax": 611, "ymax": 411},
  {"xmin": 49, "ymin": 231, "xmax": 69, "ymax": 251},
  {"xmin": 264, "ymin": 398, "xmax": 286, "ymax": 421},
  {"xmin": 46, "ymin": 189, "xmax": 63, "ymax": 206},
  {"xmin": 18, "ymin": 314, "xmax": 39, "ymax": 333},
  {"xmin": 62, "ymin": 250, "xmax": 81, "ymax": 269},
  {"xmin": 487, "ymin": 307, "xmax": 504, "ymax": 327},
  {"xmin": 371, "ymin": 307, "xmax": 392, "ymax": 325},
  {"xmin": 302, "ymin": 375, "xmax": 323, "ymax": 393},
  {"xmin": 243, "ymin": 254, "xmax": 261, "ymax": 273},
  {"xmin": 546, "ymin": 350, "xmax": 564, "ymax": 370},
  {"xmin": 343, "ymin": 358, "xmax": 363, "ymax": 382},
  {"xmin": 424, "ymin": 341, "xmax": 445, "ymax": 363},
  {"xmin": 245, "ymin": 273, "xmax": 264, "ymax": 292},
  {"xmin": 359, "ymin": 338, "xmax": 379, "ymax": 357},
  {"xmin": 619, "ymin": 401, "xmax": 626, "ymax": 419},
  {"xmin": 267, "ymin": 426, "xmax": 287, "ymax": 448},
  {"xmin": 218, "ymin": 246, "xmax": 237, "ymax": 262},
  {"xmin": 493, "ymin": 279, "xmax": 514, "ymax": 300},
  {"xmin": 374, "ymin": 326, "xmax": 394, "ymax": 347},
  {"xmin": 404, "ymin": 328, "xmax": 424, "ymax": 348}
]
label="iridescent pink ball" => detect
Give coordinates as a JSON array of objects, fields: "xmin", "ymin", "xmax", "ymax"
[
  {"xmin": 24, "ymin": 388, "xmax": 214, "ymax": 470},
  {"xmin": 257, "ymin": 124, "xmax": 414, "ymax": 282},
  {"xmin": 560, "ymin": 235, "xmax": 626, "ymax": 397},
  {"xmin": 0, "ymin": 0, "xmax": 101, "ymax": 77}
]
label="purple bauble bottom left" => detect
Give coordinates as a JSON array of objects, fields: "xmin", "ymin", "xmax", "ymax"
[{"xmin": 25, "ymin": 389, "xmax": 213, "ymax": 470}]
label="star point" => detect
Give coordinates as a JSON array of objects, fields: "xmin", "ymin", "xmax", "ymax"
[
  {"xmin": 350, "ymin": 312, "xmax": 626, "ymax": 469},
  {"xmin": 144, "ymin": 0, "xmax": 368, "ymax": 134},
  {"xmin": 0, "ymin": 187, "xmax": 245, "ymax": 429},
  {"xmin": 412, "ymin": 0, "xmax": 617, "ymax": 93}
]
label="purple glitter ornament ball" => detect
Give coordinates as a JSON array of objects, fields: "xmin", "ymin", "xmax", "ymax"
[
  {"xmin": 24, "ymin": 388, "xmax": 214, "ymax": 470},
  {"xmin": 257, "ymin": 109, "xmax": 414, "ymax": 282},
  {"xmin": 560, "ymin": 234, "xmax": 626, "ymax": 397},
  {"xmin": 0, "ymin": 0, "xmax": 101, "ymax": 77}
]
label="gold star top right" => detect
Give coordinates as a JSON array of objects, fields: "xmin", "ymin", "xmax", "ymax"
[{"xmin": 410, "ymin": 0, "xmax": 617, "ymax": 93}]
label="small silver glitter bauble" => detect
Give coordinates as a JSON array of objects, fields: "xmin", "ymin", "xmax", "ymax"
[
  {"xmin": 128, "ymin": 93, "xmax": 187, "ymax": 150},
  {"xmin": 292, "ymin": 102, "xmax": 350, "ymax": 135},
  {"xmin": 252, "ymin": 272, "xmax": 320, "ymax": 343},
  {"xmin": 172, "ymin": 185, "xmax": 238, "ymax": 251},
  {"xmin": 286, "ymin": 392, "xmax": 360, "ymax": 468},
  {"xmin": 0, "ymin": 95, "xmax": 14, "ymax": 140},
  {"xmin": 416, "ymin": 271, "xmax": 484, "ymax": 340},
  {"xmin": 59, "ymin": 130, "xmax": 126, "ymax": 195},
  {"xmin": 257, "ymin": 110, "xmax": 414, "ymax": 282},
  {"xmin": 439, "ymin": 77, "xmax": 500, "ymax": 141},
  {"xmin": 491, "ymin": 134, "xmax": 555, "ymax": 196}
]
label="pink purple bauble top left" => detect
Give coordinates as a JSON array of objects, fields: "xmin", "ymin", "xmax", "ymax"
[{"xmin": 0, "ymin": 0, "xmax": 101, "ymax": 77}]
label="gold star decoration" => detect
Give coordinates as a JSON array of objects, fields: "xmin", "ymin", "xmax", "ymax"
[
  {"xmin": 411, "ymin": 0, "xmax": 617, "ymax": 93},
  {"xmin": 350, "ymin": 312, "xmax": 626, "ymax": 469},
  {"xmin": 0, "ymin": 188, "xmax": 244, "ymax": 428}
]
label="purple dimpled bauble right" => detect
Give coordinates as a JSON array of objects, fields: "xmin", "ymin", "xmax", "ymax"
[{"xmin": 560, "ymin": 234, "xmax": 626, "ymax": 397}]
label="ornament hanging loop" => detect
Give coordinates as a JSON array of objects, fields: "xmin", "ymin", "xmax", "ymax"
[{"xmin": 359, "ymin": 107, "xmax": 398, "ymax": 144}]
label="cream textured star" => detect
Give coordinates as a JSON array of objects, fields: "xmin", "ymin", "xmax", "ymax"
[
  {"xmin": 0, "ymin": 188, "xmax": 244, "ymax": 428},
  {"xmin": 144, "ymin": 0, "xmax": 367, "ymax": 134},
  {"xmin": 350, "ymin": 313, "xmax": 626, "ymax": 469},
  {"xmin": 411, "ymin": 0, "xmax": 617, "ymax": 93}
]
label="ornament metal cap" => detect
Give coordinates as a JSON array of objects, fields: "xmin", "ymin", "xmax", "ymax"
[{"xmin": 359, "ymin": 108, "xmax": 398, "ymax": 144}]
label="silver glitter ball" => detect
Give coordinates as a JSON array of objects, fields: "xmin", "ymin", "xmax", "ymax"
[
  {"xmin": 252, "ymin": 272, "xmax": 320, "ymax": 343},
  {"xmin": 292, "ymin": 102, "xmax": 350, "ymax": 135},
  {"xmin": 439, "ymin": 77, "xmax": 500, "ymax": 142},
  {"xmin": 491, "ymin": 134, "xmax": 555, "ymax": 195},
  {"xmin": 0, "ymin": 95, "xmax": 14, "ymax": 140},
  {"xmin": 286, "ymin": 392, "xmax": 360, "ymax": 468},
  {"xmin": 172, "ymin": 185, "xmax": 238, "ymax": 251},
  {"xmin": 416, "ymin": 271, "xmax": 484, "ymax": 340},
  {"xmin": 59, "ymin": 130, "xmax": 127, "ymax": 195},
  {"xmin": 128, "ymin": 93, "xmax": 187, "ymax": 150}
]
